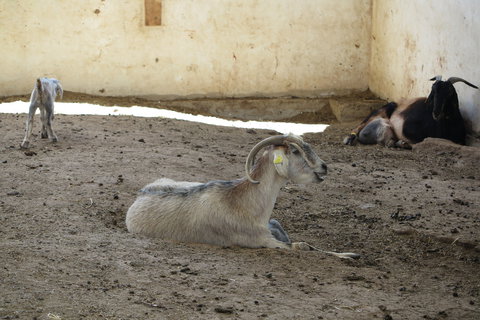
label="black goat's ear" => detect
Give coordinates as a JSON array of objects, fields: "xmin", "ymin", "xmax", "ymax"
[
  {"xmin": 430, "ymin": 75, "xmax": 442, "ymax": 81},
  {"xmin": 425, "ymin": 92, "xmax": 433, "ymax": 105}
]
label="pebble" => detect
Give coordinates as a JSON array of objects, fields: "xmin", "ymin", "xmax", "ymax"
[{"xmin": 214, "ymin": 306, "xmax": 234, "ymax": 314}]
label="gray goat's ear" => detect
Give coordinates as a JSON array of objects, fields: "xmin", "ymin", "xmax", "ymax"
[
  {"xmin": 56, "ymin": 82, "xmax": 64, "ymax": 99},
  {"xmin": 289, "ymin": 144, "xmax": 301, "ymax": 154}
]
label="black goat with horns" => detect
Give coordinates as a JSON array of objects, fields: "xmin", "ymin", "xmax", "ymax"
[{"xmin": 344, "ymin": 76, "xmax": 478, "ymax": 148}]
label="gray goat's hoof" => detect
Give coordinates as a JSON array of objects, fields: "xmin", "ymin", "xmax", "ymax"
[{"xmin": 291, "ymin": 242, "xmax": 312, "ymax": 251}]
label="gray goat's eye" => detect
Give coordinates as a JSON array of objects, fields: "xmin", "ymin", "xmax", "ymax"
[{"xmin": 292, "ymin": 148, "xmax": 300, "ymax": 155}]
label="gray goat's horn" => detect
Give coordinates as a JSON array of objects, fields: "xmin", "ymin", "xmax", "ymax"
[
  {"xmin": 430, "ymin": 75, "xmax": 442, "ymax": 81},
  {"xmin": 447, "ymin": 77, "xmax": 479, "ymax": 89},
  {"xmin": 245, "ymin": 135, "xmax": 291, "ymax": 184},
  {"xmin": 245, "ymin": 134, "xmax": 309, "ymax": 184}
]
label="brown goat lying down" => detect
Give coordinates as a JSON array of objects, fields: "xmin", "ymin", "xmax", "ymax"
[{"xmin": 344, "ymin": 76, "xmax": 478, "ymax": 148}]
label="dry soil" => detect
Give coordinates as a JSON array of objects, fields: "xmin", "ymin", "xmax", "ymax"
[{"xmin": 0, "ymin": 100, "xmax": 479, "ymax": 320}]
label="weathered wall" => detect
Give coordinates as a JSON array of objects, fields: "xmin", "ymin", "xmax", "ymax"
[
  {"xmin": 370, "ymin": 0, "xmax": 480, "ymax": 132},
  {"xmin": 0, "ymin": 0, "xmax": 371, "ymax": 98}
]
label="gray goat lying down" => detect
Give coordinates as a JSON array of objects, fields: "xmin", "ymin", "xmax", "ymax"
[
  {"xmin": 126, "ymin": 134, "xmax": 359, "ymax": 259},
  {"xmin": 21, "ymin": 77, "xmax": 63, "ymax": 149}
]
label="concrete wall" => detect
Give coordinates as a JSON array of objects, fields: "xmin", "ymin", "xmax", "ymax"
[
  {"xmin": 0, "ymin": 0, "xmax": 371, "ymax": 98},
  {"xmin": 370, "ymin": 0, "xmax": 480, "ymax": 132}
]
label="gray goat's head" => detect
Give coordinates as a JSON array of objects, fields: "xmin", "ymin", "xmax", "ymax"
[
  {"xmin": 428, "ymin": 76, "xmax": 478, "ymax": 121},
  {"xmin": 245, "ymin": 134, "xmax": 327, "ymax": 184}
]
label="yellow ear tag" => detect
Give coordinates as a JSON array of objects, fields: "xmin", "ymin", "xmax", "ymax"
[{"xmin": 273, "ymin": 155, "xmax": 283, "ymax": 164}]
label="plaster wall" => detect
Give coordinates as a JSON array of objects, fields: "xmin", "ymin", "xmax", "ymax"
[
  {"xmin": 370, "ymin": 0, "xmax": 480, "ymax": 132},
  {"xmin": 0, "ymin": 0, "xmax": 371, "ymax": 98}
]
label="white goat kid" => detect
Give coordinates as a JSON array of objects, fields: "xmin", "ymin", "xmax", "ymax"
[
  {"xmin": 126, "ymin": 134, "xmax": 359, "ymax": 259},
  {"xmin": 21, "ymin": 77, "xmax": 63, "ymax": 149}
]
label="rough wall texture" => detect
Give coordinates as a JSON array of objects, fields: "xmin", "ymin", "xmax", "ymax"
[
  {"xmin": 370, "ymin": 0, "xmax": 480, "ymax": 132},
  {"xmin": 2, "ymin": 1, "xmax": 478, "ymax": 131},
  {"xmin": 0, "ymin": 0, "xmax": 371, "ymax": 98}
]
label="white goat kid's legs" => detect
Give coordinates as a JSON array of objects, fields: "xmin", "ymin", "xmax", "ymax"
[
  {"xmin": 40, "ymin": 108, "xmax": 48, "ymax": 139},
  {"xmin": 39, "ymin": 104, "xmax": 57, "ymax": 142},
  {"xmin": 48, "ymin": 114, "xmax": 57, "ymax": 142},
  {"xmin": 20, "ymin": 106, "xmax": 37, "ymax": 149},
  {"xmin": 21, "ymin": 78, "xmax": 62, "ymax": 148}
]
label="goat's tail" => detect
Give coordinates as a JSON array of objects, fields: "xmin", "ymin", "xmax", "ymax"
[
  {"xmin": 36, "ymin": 78, "xmax": 42, "ymax": 91},
  {"xmin": 36, "ymin": 78, "xmax": 43, "ymax": 99}
]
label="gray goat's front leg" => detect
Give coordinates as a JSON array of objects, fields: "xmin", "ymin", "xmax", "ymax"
[
  {"xmin": 258, "ymin": 238, "xmax": 313, "ymax": 251},
  {"xmin": 40, "ymin": 104, "xmax": 57, "ymax": 142},
  {"xmin": 21, "ymin": 104, "xmax": 37, "ymax": 149},
  {"xmin": 268, "ymin": 219, "xmax": 291, "ymax": 244},
  {"xmin": 267, "ymin": 220, "xmax": 314, "ymax": 251},
  {"xmin": 252, "ymin": 232, "xmax": 291, "ymax": 249},
  {"xmin": 291, "ymin": 242, "xmax": 314, "ymax": 250}
]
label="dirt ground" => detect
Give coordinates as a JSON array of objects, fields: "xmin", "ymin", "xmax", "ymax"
[{"xmin": 1, "ymin": 98, "xmax": 479, "ymax": 320}]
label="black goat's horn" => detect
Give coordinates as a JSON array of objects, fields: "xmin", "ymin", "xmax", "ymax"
[{"xmin": 447, "ymin": 77, "xmax": 479, "ymax": 89}]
